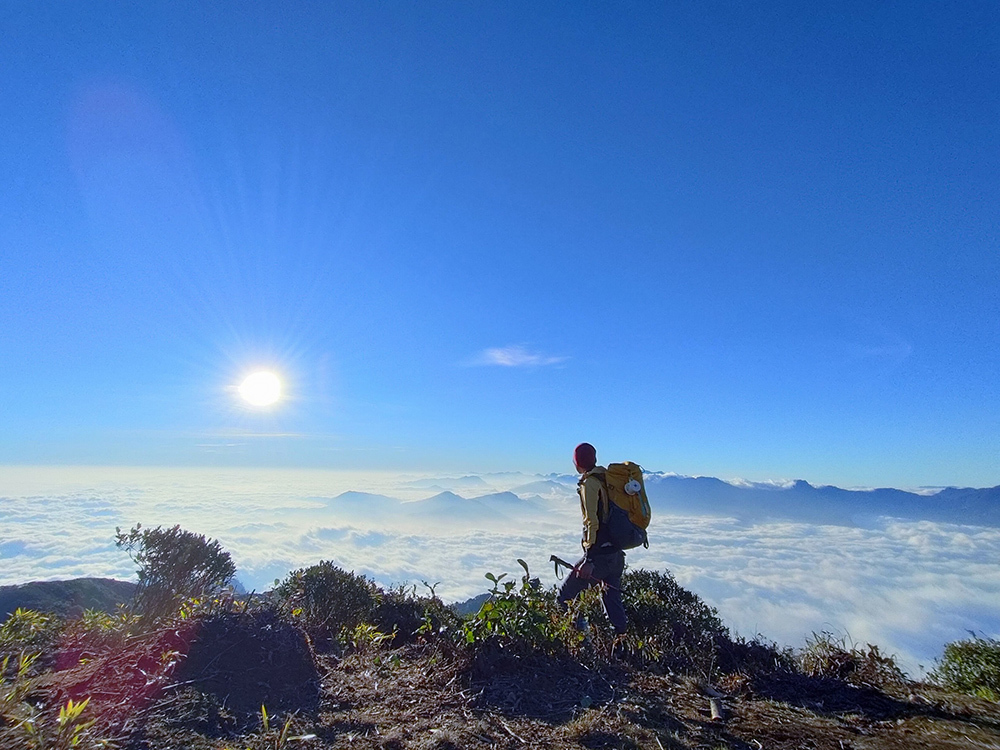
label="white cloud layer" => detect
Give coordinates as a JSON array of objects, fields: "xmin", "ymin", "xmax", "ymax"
[{"xmin": 1, "ymin": 466, "xmax": 998, "ymax": 677}]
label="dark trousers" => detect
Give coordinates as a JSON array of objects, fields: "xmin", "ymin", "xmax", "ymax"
[{"xmin": 557, "ymin": 550, "xmax": 627, "ymax": 634}]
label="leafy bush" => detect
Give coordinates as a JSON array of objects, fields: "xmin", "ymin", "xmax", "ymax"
[
  {"xmin": 0, "ymin": 609, "xmax": 64, "ymax": 665},
  {"xmin": 459, "ymin": 560, "xmax": 577, "ymax": 656},
  {"xmin": 60, "ymin": 606, "xmax": 143, "ymax": 658},
  {"xmin": 799, "ymin": 631, "xmax": 906, "ymax": 689},
  {"xmin": 931, "ymin": 636, "xmax": 1000, "ymax": 701},
  {"xmin": 619, "ymin": 568, "xmax": 728, "ymax": 677},
  {"xmin": 273, "ymin": 562, "xmax": 380, "ymax": 648},
  {"xmin": 115, "ymin": 524, "xmax": 237, "ymax": 621},
  {"xmin": 455, "ymin": 563, "xmax": 761, "ymax": 672},
  {"xmin": 372, "ymin": 584, "xmax": 460, "ymax": 647}
]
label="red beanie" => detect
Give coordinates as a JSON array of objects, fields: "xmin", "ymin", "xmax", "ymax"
[{"xmin": 573, "ymin": 442, "xmax": 597, "ymax": 471}]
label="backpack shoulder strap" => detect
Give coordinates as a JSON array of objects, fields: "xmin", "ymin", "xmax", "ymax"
[{"xmin": 579, "ymin": 470, "xmax": 610, "ymax": 522}]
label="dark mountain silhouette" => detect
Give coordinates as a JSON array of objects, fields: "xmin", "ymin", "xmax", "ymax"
[
  {"xmin": 0, "ymin": 577, "xmax": 136, "ymax": 620},
  {"xmin": 449, "ymin": 591, "xmax": 491, "ymax": 616}
]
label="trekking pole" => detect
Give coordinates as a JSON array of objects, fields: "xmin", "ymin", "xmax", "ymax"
[
  {"xmin": 550, "ymin": 554, "xmax": 593, "ymax": 580},
  {"xmin": 550, "ymin": 554, "xmax": 576, "ymax": 578},
  {"xmin": 549, "ymin": 554, "xmax": 621, "ymax": 592}
]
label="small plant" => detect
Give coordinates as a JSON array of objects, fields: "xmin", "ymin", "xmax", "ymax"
[
  {"xmin": 61, "ymin": 606, "xmax": 140, "ymax": 655},
  {"xmin": 1, "ymin": 652, "xmax": 37, "ymax": 720},
  {"xmin": 1, "ymin": 653, "xmax": 100, "ymax": 749},
  {"xmin": 931, "ymin": 635, "xmax": 1000, "ymax": 701},
  {"xmin": 349, "ymin": 622, "xmax": 394, "ymax": 651},
  {"xmin": 459, "ymin": 559, "xmax": 575, "ymax": 655},
  {"xmin": 799, "ymin": 631, "xmax": 906, "ymax": 689},
  {"xmin": 0, "ymin": 609, "xmax": 64, "ymax": 661},
  {"xmin": 115, "ymin": 523, "xmax": 237, "ymax": 621},
  {"xmin": 53, "ymin": 698, "xmax": 97, "ymax": 748},
  {"xmin": 257, "ymin": 703, "xmax": 296, "ymax": 749}
]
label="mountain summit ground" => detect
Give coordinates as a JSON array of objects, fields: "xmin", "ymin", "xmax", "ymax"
[
  {"xmin": 31, "ymin": 621, "xmax": 1000, "ymax": 749},
  {"xmin": 3, "ymin": 571, "xmax": 999, "ymax": 750}
]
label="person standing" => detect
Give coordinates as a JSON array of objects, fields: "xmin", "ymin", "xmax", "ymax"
[{"xmin": 557, "ymin": 442, "xmax": 628, "ymax": 634}]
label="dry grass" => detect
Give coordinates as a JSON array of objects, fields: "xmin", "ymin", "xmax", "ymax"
[{"xmin": 9, "ymin": 611, "xmax": 1000, "ymax": 750}]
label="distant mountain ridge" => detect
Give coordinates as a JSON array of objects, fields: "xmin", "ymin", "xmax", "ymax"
[
  {"xmin": 318, "ymin": 487, "xmax": 560, "ymax": 529},
  {"xmin": 0, "ymin": 578, "xmax": 136, "ymax": 620},
  {"xmin": 315, "ymin": 473, "xmax": 1000, "ymax": 528},
  {"xmin": 643, "ymin": 473, "xmax": 1000, "ymax": 527}
]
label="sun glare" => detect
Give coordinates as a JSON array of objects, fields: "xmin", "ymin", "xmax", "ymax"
[{"xmin": 239, "ymin": 371, "xmax": 282, "ymax": 406}]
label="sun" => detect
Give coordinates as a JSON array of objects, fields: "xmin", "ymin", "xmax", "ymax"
[{"xmin": 238, "ymin": 371, "xmax": 282, "ymax": 406}]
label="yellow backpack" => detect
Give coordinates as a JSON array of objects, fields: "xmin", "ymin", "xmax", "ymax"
[
  {"xmin": 589, "ymin": 462, "xmax": 651, "ymax": 550},
  {"xmin": 602, "ymin": 462, "xmax": 652, "ymax": 530}
]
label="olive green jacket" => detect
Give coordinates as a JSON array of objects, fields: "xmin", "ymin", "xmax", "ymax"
[{"xmin": 578, "ymin": 465, "xmax": 607, "ymax": 551}]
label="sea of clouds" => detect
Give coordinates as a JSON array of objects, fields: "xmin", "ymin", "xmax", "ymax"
[{"xmin": 1, "ymin": 465, "xmax": 998, "ymax": 677}]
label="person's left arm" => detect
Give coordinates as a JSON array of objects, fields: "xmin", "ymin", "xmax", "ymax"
[{"xmin": 580, "ymin": 476, "xmax": 602, "ymax": 556}]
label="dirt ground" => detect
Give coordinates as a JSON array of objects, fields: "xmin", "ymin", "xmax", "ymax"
[{"xmin": 25, "ymin": 616, "xmax": 1000, "ymax": 750}]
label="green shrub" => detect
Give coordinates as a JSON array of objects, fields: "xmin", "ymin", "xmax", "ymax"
[
  {"xmin": 60, "ymin": 606, "xmax": 143, "ymax": 657},
  {"xmin": 115, "ymin": 524, "xmax": 237, "ymax": 621},
  {"xmin": 372, "ymin": 584, "xmax": 460, "ymax": 647},
  {"xmin": 273, "ymin": 562, "xmax": 380, "ymax": 648},
  {"xmin": 799, "ymin": 631, "xmax": 906, "ymax": 689},
  {"xmin": 0, "ymin": 609, "xmax": 64, "ymax": 665},
  {"xmin": 459, "ymin": 560, "xmax": 577, "ymax": 656},
  {"xmin": 619, "ymin": 569, "xmax": 728, "ymax": 677},
  {"xmin": 931, "ymin": 636, "xmax": 1000, "ymax": 701}
]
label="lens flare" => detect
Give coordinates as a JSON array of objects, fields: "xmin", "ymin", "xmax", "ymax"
[{"xmin": 238, "ymin": 371, "xmax": 282, "ymax": 406}]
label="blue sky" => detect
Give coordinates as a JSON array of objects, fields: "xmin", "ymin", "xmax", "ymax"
[{"xmin": 1, "ymin": 2, "xmax": 997, "ymax": 487}]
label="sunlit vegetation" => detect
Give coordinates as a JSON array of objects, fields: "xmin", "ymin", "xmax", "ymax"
[
  {"xmin": 931, "ymin": 635, "xmax": 1000, "ymax": 701},
  {"xmin": 0, "ymin": 525, "xmax": 997, "ymax": 749},
  {"xmin": 1, "ymin": 652, "xmax": 99, "ymax": 750},
  {"xmin": 798, "ymin": 631, "xmax": 907, "ymax": 690},
  {"xmin": 114, "ymin": 523, "xmax": 236, "ymax": 622}
]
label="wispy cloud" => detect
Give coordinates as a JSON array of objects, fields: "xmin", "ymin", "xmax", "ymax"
[
  {"xmin": 468, "ymin": 345, "xmax": 568, "ymax": 368},
  {"xmin": 202, "ymin": 431, "xmax": 309, "ymax": 439}
]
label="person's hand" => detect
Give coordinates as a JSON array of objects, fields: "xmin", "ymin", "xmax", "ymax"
[{"xmin": 576, "ymin": 561, "xmax": 595, "ymax": 579}]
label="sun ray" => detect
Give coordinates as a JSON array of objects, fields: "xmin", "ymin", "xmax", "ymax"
[{"xmin": 238, "ymin": 371, "xmax": 282, "ymax": 406}]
